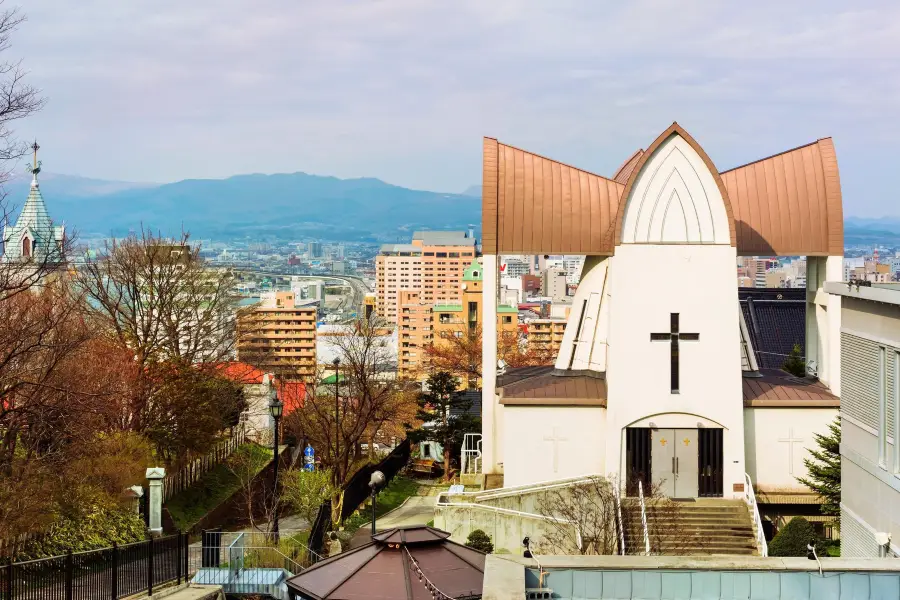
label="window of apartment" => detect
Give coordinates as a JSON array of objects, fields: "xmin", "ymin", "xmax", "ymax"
[
  {"xmin": 436, "ymin": 252, "xmax": 448, "ymax": 258},
  {"xmin": 502, "ymin": 316, "xmax": 512, "ymax": 324},
  {"xmin": 880, "ymin": 346, "xmax": 888, "ymax": 469},
  {"xmin": 424, "ymin": 252, "xmax": 434, "ymax": 256},
  {"xmin": 449, "ymin": 252, "xmax": 460, "ymax": 258}
]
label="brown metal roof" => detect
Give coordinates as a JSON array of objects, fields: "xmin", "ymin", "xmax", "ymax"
[
  {"xmin": 742, "ymin": 370, "xmax": 839, "ymax": 407},
  {"xmin": 483, "ymin": 124, "xmax": 843, "ymax": 257},
  {"xmin": 721, "ymin": 138, "xmax": 843, "ymax": 256},
  {"xmin": 482, "ymin": 138, "xmax": 624, "ymax": 255},
  {"xmin": 286, "ymin": 525, "xmax": 485, "ymax": 600},
  {"xmin": 612, "ymin": 148, "xmax": 644, "ymax": 184},
  {"xmin": 499, "ymin": 366, "xmax": 607, "ymax": 406}
]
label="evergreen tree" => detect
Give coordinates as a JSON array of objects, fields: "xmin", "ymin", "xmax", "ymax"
[
  {"xmin": 782, "ymin": 343, "xmax": 806, "ymax": 377},
  {"xmin": 797, "ymin": 416, "xmax": 841, "ymax": 517},
  {"xmin": 408, "ymin": 371, "xmax": 479, "ymax": 480}
]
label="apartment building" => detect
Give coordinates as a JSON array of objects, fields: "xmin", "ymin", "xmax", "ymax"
[
  {"xmin": 238, "ymin": 291, "xmax": 317, "ymax": 381},
  {"xmin": 527, "ymin": 318, "xmax": 566, "ymax": 357},
  {"xmin": 398, "ymin": 261, "xmax": 519, "ymax": 385},
  {"xmin": 826, "ymin": 282, "xmax": 900, "ymax": 558},
  {"xmin": 542, "ymin": 268, "xmax": 569, "ymax": 302},
  {"xmin": 375, "ymin": 231, "xmax": 476, "ymax": 323}
]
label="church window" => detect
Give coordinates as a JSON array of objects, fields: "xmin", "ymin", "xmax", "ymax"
[
  {"xmin": 878, "ymin": 346, "xmax": 887, "ymax": 469},
  {"xmin": 21, "ymin": 236, "xmax": 30, "ymax": 258}
]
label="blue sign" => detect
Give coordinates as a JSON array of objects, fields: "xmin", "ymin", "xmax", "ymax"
[{"xmin": 304, "ymin": 444, "xmax": 315, "ymax": 471}]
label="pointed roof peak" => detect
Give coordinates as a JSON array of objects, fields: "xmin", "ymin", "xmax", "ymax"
[
  {"xmin": 28, "ymin": 139, "xmax": 41, "ymax": 188},
  {"xmin": 462, "ymin": 260, "xmax": 483, "ymax": 281}
]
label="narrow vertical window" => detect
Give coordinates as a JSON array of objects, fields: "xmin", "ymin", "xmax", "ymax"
[{"xmin": 879, "ymin": 346, "xmax": 887, "ymax": 469}]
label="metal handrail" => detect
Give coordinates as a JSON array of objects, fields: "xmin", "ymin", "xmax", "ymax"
[
  {"xmin": 743, "ymin": 473, "xmax": 768, "ymax": 557},
  {"xmin": 638, "ymin": 480, "xmax": 650, "ymax": 556},
  {"xmin": 613, "ymin": 488, "xmax": 625, "ymax": 556}
]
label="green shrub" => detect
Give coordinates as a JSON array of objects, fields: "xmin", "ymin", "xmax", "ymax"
[
  {"xmin": 17, "ymin": 503, "xmax": 146, "ymax": 561},
  {"xmin": 465, "ymin": 529, "xmax": 494, "ymax": 554},
  {"xmin": 769, "ymin": 517, "xmax": 816, "ymax": 557}
]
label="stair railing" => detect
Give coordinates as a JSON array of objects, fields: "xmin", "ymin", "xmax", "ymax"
[
  {"xmin": 613, "ymin": 487, "xmax": 625, "ymax": 556},
  {"xmin": 638, "ymin": 480, "xmax": 650, "ymax": 556},
  {"xmin": 743, "ymin": 473, "xmax": 768, "ymax": 557}
]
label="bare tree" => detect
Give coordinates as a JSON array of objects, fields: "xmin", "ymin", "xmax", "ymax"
[
  {"xmin": 75, "ymin": 230, "xmax": 238, "ymax": 430},
  {"xmin": 535, "ymin": 475, "xmax": 698, "ymax": 555}
]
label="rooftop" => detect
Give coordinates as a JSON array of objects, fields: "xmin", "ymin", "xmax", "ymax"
[
  {"xmin": 825, "ymin": 280, "xmax": 900, "ymax": 306},
  {"xmin": 498, "ymin": 366, "xmax": 607, "ymax": 406},
  {"xmin": 412, "ymin": 230, "xmax": 476, "ymax": 246},
  {"xmin": 742, "ymin": 369, "xmax": 839, "ymax": 407}
]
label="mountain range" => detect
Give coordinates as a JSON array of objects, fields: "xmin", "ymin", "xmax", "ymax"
[{"xmin": 3, "ymin": 172, "xmax": 898, "ymax": 245}]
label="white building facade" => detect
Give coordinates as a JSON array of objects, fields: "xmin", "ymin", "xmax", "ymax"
[{"xmin": 480, "ymin": 124, "xmax": 843, "ymax": 505}]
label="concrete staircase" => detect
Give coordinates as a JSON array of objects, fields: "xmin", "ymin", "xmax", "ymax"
[{"xmin": 624, "ymin": 499, "xmax": 759, "ymax": 556}]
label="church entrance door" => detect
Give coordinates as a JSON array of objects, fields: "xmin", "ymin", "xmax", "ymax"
[{"xmin": 650, "ymin": 428, "xmax": 698, "ymax": 498}]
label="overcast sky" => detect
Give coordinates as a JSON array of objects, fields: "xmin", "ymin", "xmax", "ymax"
[{"xmin": 13, "ymin": 1, "xmax": 900, "ymax": 216}]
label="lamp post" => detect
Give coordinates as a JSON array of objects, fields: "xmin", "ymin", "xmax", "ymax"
[
  {"xmin": 332, "ymin": 358, "xmax": 341, "ymax": 473},
  {"xmin": 369, "ymin": 470, "xmax": 386, "ymax": 536},
  {"xmin": 268, "ymin": 386, "xmax": 284, "ymax": 541}
]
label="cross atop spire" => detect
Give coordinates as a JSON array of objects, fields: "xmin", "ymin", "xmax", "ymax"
[{"xmin": 28, "ymin": 139, "xmax": 41, "ymax": 184}]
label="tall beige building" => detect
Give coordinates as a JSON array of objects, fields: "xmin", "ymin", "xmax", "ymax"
[
  {"xmin": 238, "ymin": 291, "xmax": 317, "ymax": 381},
  {"xmin": 375, "ymin": 231, "xmax": 477, "ymax": 323}
]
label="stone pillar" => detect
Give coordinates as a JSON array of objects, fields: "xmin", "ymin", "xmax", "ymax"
[
  {"xmin": 145, "ymin": 467, "xmax": 165, "ymax": 535},
  {"xmin": 481, "ymin": 253, "xmax": 499, "ymax": 474}
]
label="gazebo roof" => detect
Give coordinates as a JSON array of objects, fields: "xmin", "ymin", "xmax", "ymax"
[{"xmin": 286, "ymin": 525, "xmax": 485, "ymax": 600}]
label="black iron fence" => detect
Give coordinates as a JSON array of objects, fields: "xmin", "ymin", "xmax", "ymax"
[{"xmin": 0, "ymin": 534, "xmax": 190, "ymax": 600}]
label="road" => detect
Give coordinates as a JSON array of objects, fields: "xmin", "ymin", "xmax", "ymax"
[
  {"xmin": 349, "ymin": 493, "xmax": 438, "ymax": 548},
  {"xmin": 232, "ymin": 269, "xmax": 370, "ymax": 317}
]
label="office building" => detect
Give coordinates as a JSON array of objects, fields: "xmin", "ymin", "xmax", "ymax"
[
  {"xmin": 542, "ymin": 268, "xmax": 568, "ymax": 302},
  {"xmin": 307, "ymin": 241, "xmax": 323, "ymax": 259}
]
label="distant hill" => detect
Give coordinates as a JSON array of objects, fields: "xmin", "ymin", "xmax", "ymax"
[
  {"xmin": 3, "ymin": 172, "xmax": 481, "ymax": 241},
  {"xmin": 3, "ymin": 171, "xmax": 898, "ymax": 245}
]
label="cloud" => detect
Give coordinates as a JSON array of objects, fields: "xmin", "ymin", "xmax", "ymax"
[{"xmin": 11, "ymin": 0, "xmax": 900, "ymax": 215}]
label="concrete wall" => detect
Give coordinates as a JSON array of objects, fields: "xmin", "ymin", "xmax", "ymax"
[
  {"xmin": 501, "ymin": 406, "xmax": 606, "ymax": 489},
  {"xmin": 743, "ymin": 407, "xmax": 837, "ymax": 491},
  {"xmin": 433, "ymin": 502, "xmax": 578, "ymax": 555}
]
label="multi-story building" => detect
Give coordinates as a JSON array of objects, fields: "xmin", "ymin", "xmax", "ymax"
[
  {"xmin": 527, "ymin": 318, "xmax": 566, "ymax": 357},
  {"xmin": 501, "ymin": 256, "xmax": 530, "ymax": 278},
  {"xmin": 307, "ymin": 241, "xmax": 323, "ymax": 259},
  {"xmin": 522, "ymin": 274, "xmax": 541, "ymax": 297},
  {"xmin": 542, "ymin": 268, "xmax": 568, "ymax": 302},
  {"xmin": 398, "ymin": 261, "xmax": 518, "ymax": 385},
  {"xmin": 375, "ymin": 231, "xmax": 476, "ymax": 323},
  {"xmin": 238, "ymin": 291, "xmax": 317, "ymax": 381},
  {"xmin": 826, "ymin": 281, "xmax": 900, "ymax": 558}
]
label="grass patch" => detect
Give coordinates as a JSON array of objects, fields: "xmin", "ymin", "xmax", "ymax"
[
  {"xmin": 166, "ymin": 443, "xmax": 273, "ymax": 531},
  {"xmin": 342, "ymin": 476, "xmax": 419, "ymax": 533}
]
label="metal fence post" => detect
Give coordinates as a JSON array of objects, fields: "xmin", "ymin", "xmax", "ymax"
[
  {"xmin": 147, "ymin": 537, "xmax": 154, "ymax": 597},
  {"xmin": 111, "ymin": 542, "xmax": 118, "ymax": 600},
  {"xmin": 5, "ymin": 557, "xmax": 13, "ymax": 600},
  {"xmin": 183, "ymin": 533, "xmax": 189, "ymax": 580},
  {"xmin": 65, "ymin": 550, "xmax": 74, "ymax": 600},
  {"xmin": 176, "ymin": 532, "xmax": 182, "ymax": 585}
]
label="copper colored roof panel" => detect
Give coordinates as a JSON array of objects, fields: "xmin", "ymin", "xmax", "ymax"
[
  {"xmin": 482, "ymin": 138, "xmax": 624, "ymax": 255},
  {"xmin": 742, "ymin": 370, "xmax": 839, "ymax": 407},
  {"xmin": 720, "ymin": 138, "xmax": 843, "ymax": 256},
  {"xmin": 612, "ymin": 148, "xmax": 644, "ymax": 184},
  {"xmin": 484, "ymin": 126, "xmax": 843, "ymax": 257},
  {"xmin": 499, "ymin": 367, "xmax": 607, "ymax": 406}
]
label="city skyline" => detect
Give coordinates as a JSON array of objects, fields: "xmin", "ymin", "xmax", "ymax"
[{"xmin": 13, "ymin": 1, "xmax": 900, "ymax": 217}]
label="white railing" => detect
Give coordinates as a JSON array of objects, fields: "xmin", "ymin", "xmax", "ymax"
[
  {"xmin": 743, "ymin": 473, "xmax": 768, "ymax": 557},
  {"xmin": 638, "ymin": 480, "xmax": 650, "ymax": 556},
  {"xmin": 461, "ymin": 432, "xmax": 482, "ymax": 475},
  {"xmin": 613, "ymin": 487, "xmax": 625, "ymax": 556}
]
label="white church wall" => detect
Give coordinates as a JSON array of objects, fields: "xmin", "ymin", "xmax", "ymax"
[
  {"xmin": 742, "ymin": 407, "xmax": 837, "ymax": 491},
  {"xmin": 554, "ymin": 256, "xmax": 609, "ymax": 372},
  {"xmin": 501, "ymin": 405, "xmax": 606, "ymax": 489},
  {"xmin": 606, "ymin": 243, "xmax": 745, "ymax": 497}
]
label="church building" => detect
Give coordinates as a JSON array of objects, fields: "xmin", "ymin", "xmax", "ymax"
[
  {"xmin": 1, "ymin": 142, "xmax": 65, "ymax": 264},
  {"xmin": 479, "ymin": 123, "xmax": 842, "ymax": 508}
]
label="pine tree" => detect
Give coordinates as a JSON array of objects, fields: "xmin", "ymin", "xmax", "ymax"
[
  {"xmin": 796, "ymin": 416, "xmax": 841, "ymax": 517},
  {"xmin": 408, "ymin": 371, "xmax": 479, "ymax": 480},
  {"xmin": 782, "ymin": 343, "xmax": 806, "ymax": 377}
]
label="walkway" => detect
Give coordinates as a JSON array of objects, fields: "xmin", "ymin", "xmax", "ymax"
[{"xmin": 349, "ymin": 484, "xmax": 440, "ymax": 548}]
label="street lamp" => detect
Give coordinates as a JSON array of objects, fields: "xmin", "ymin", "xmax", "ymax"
[
  {"xmin": 268, "ymin": 385, "xmax": 284, "ymax": 540},
  {"xmin": 332, "ymin": 358, "xmax": 341, "ymax": 469},
  {"xmin": 369, "ymin": 470, "xmax": 386, "ymax": 536}
]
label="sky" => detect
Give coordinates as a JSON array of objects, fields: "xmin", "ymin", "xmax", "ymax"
[{"xmin": 13, "ymin": 0, "xmax": 900, "ymax": 216}]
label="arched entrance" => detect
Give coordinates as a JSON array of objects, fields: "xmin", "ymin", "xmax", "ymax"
[{"xmin": 625, "ymin": 413, "xmax": 726, "ymax": 499}]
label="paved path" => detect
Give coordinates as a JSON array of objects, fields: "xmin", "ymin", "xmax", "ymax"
[{"xmin": 349, "ymin": 491, "xmax": 439, "ymax": 548}]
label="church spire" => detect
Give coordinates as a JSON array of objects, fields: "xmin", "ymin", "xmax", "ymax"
[{"xmin": 28, "ymin": 139, "xmax": 41, "ymax": 187}]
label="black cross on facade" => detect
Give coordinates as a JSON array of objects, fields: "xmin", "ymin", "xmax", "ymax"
[{"xmin": 650, "ymin": 313, "xmax": 699, "ymax": 393}]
